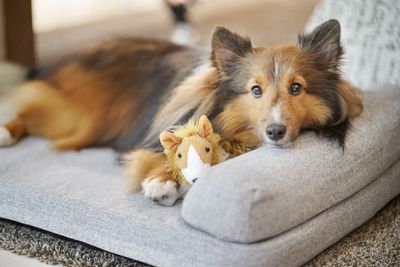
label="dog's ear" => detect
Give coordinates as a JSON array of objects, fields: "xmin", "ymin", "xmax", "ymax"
[
  {"xmin": 211, "ymin": 26, "xmax": 252, "ymax": 75},
  {"xmin": 298, "ymin": 19, "xmax": 343, "ymax": 71},
  {"xmin": 198, "ymin": 115, "xmax": 213, "ymax": 138},
  {"xmin": 160, "ymin": 131, "xmax": 182, "ymax": 152}
]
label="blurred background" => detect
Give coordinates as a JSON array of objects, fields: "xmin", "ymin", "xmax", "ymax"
[{"xmin": 0, "ymin": 0, "xmax": 318, "ymax": 65}]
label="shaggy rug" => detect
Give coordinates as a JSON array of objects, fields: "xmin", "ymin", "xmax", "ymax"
[
  {"xmin": 0, "ymin": 195, "xmax": 399, "ymax": 266},
  {"xmin": 305, "ymin": 195, "xmax": 400, "ymax": 266},
  {"xmin": 0, "ymin": 218, "xmax": 149, "ymax": 267}
]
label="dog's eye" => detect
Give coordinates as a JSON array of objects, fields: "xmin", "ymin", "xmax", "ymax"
[
  {"xmin": 289, "ymin": 83, "xmax": 302, "ymax": 95},
  {"xmin": 177, "ymin": 153, "xmax": 182, "ymax": 158},
  {"xmin": 205, "ymin": 147, "xmax": 210, "ymax": 153},
  {"xmin": 251, "ymin": 85, "xmax": 262, "ymax": 98}
]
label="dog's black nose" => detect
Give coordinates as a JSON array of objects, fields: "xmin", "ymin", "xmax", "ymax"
[
  {"xmin": 266, "ymin": 124, "xmax": 286, "ymax": 141},
  {"xmin": 192, "ymin": 178, "xmax": 198, "ymax": 183}
]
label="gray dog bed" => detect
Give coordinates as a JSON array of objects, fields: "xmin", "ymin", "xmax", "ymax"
[
  {"xmin": 1, "ymin": 87, "xmax": 399, "ymax": 266},
  {"xmin": 1, "ymin": 195, "xmax": 399, "ymax": 266}
]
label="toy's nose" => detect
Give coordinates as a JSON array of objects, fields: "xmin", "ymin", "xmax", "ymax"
[{"xmin": 192, "ymin": 178, "xmax": 198, "ymax": 183}]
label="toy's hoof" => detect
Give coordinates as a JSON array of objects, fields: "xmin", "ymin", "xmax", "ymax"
[
  {"xmin": 142, "ymin": 178, "xmax": 180, "ymax": 206},
  {"xmin": 192, "ymin": 178, "xmax": 198, "ymax": 183}
]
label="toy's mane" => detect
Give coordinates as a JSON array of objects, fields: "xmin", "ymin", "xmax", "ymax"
[
  {"xmin": 165, "ymin": 120, "xmax": 222, "ymax": 165},
  {"xmin": 172, "ymin": 120, "xmax": 202, "ymax": 139}
]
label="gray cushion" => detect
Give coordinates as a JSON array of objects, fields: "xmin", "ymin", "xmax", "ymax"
[{"xmin": 181, "ymin": 87, "xmax": 400, "ymax": 243}]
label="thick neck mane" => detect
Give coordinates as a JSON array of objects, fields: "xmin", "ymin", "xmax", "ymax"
[{"xmin": 165, "ymin": 120, "xmax": 222, "ymax": 165}]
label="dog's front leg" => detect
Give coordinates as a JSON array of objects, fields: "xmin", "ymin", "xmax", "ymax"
[
  {"xmin": 142, "ymin": 170, "xmax": 182, "ymax": 206},
  {"xmin": 123, "ymin": 149, "xmax": 182, "ymax": 206}
]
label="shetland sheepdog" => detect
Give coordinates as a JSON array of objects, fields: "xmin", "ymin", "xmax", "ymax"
[{"xmin": 1, "ymin": 20, "xmax": 362, "ymax": 205}]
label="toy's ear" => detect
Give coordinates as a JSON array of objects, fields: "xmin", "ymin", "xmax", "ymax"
[
  {"xmin": 160, "ymin": 131, "xmax": 182, "ymax": 152},
  {"xmin": 198, "ymin": 115, "xmax": 213, "ymax": 138}
]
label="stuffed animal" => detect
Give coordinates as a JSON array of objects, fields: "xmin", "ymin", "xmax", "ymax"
[
  {"xmin": 159, "ymin": 115, "xmax": 227, "ymax": 186},
  {"xmin": 123, "ymin": 115, "xmax": 255, "ymax": 205}
]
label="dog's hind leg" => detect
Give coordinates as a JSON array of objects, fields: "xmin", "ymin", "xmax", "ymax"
[
  {"xmin": 51, "ymin": 115, "xmax": 100, "ymax": 151},
  {"xmin": 0, "ymin": 81, "xmax": 81, "ymax": 148}
]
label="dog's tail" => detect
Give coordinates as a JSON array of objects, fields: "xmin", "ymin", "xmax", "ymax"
[{"xmin": 122, "ymin": 149, "xmax": 168, "ymax": 192}]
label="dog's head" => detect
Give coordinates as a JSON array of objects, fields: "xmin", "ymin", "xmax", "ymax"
[{"xmin": 210, "ymin": 20, "xmax": 362, "ymax": 147}]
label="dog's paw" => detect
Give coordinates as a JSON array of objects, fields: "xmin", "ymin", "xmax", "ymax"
[
  {"xmin": 0, "ymin": 126, "xmax": 15, "ymax": 147},
  {"xmin": 142, "ymin": 178, "xmax": 180, "ymax": 206}
]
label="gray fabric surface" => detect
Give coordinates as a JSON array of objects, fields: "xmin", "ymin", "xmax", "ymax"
[
  {"xmin": 0, "ymin": 89, "xmax": 399, "ymax": 266},
  {"xmin": 1, "ymin": 195, "xmax": 400, "ymax": 267},
  {"xmin": 182, "ymin": 88, "xmax": 400, "ymax": 243}
]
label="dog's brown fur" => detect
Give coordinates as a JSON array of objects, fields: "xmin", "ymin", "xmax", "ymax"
[
  {"xmin": 4, "ymin": 38, "xmax": 202, "ymax": 150},
  {"xmin": 2, "ymin": 21, "xmax": 362, "ymax": 204}
]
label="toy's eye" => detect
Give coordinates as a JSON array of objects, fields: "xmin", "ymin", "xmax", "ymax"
[
  {"xmin": 177, "ymin": 153, "xmax": 182, "ymax": 158},
  {"xmin": 205, "ymin": 147, "xmax": 210, "ymax": 153},
  {"xmin": 289, "ymin": 82, "xmax": 302, "ymax": 95},
  {"xmin": 251, "ymin": 85, "xmax": 262, "ymax": 98}
]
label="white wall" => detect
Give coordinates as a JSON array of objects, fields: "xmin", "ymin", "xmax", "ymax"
[
  {"xmin": 32, "ymin": 0, "xmax": 162, "ymax": 33},
  {"xmin": 31, "ymin": 0, "xmax": 269, "ymax": 33}
]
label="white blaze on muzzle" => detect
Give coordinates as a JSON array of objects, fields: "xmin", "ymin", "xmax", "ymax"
[
  {"xmin": 181, "ymin": 145, "xmax": 211, "ymax": 184},
  {"xmin": 269, "ymin": 101, "xmax": 283, "ymax": 124}
]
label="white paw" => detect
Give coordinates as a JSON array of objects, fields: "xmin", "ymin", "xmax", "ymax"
[
  {"xmin": 0, "ymin": 126, "xmax": 15, "ymax": 147},
  {"xmin": 142, "ymin": 178, "xmax": 180, "ymax": 206}
]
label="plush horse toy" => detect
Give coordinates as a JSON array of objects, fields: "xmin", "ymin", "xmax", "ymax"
[
  {"xmin": 124, "ymin": 115, "xmax": 254, "ymax": 205},
  {"xmin": 159, "ymin": 115, "xmax": 227, "ymax": 186}
]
